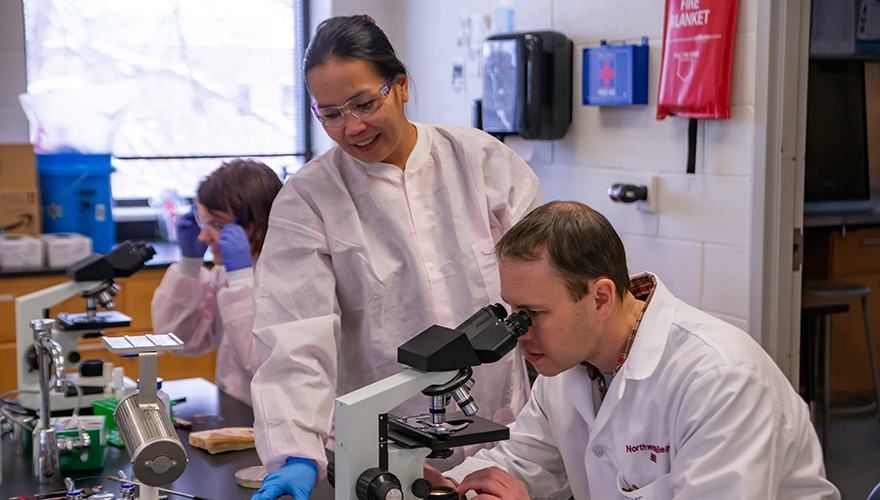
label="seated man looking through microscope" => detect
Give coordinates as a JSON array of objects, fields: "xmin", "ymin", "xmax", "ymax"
[{"xmin": 425, "ymin": 201, "xmax": 839, "ymax": 500}]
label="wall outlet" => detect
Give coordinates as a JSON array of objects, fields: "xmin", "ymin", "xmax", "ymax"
[{"xmin": 636, "ymin": 174, "xmax": 659, "ymax": 213}]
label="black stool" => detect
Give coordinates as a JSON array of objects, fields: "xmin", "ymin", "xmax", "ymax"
[{"xmin": 801, "ymin": 280, "xmax": 880, "ymax": 454}]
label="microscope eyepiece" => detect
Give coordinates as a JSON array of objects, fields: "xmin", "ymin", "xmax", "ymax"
[
  {"xmin": 503, "ymin": 311, "xmax": 531, "ymax": 338},
  {"xmin": 487, "ymin": 303, "xmax": 508, "ymax": 320}
]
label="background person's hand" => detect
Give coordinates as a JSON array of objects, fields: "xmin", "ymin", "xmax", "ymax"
[
  {"xmin": 177, "ymin": 206, "xmax": 208, "ymax": 258},
  {"xmin": 218, "ymin": 223, "xmax": 252, "ymax": 272},
  {"xmin": 456, "ymin": 467, "xmax": 529, "ymax": 500},
  {"xmin": 250, "ymin": 457, "xmax": 318, "ymax": 500}
]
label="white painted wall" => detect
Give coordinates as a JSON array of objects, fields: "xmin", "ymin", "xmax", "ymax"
[{"xmin": 326, "ymin": 0, "xmax": 759, "ymax": 334}]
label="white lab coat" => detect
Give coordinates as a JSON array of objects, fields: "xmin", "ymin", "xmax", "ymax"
[
  {"xmin": 151, "ymin": 258, "xmax": 260, "ymax": 405},
  {"xmin": 448, "ymin": 274, "xmax": 840, "ymax": 500},
  {"xmin": 250, "ymin": 122, "xmax": 543, "ymax": 475}
]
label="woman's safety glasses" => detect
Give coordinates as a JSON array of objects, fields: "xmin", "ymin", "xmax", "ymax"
[
  {"xmin": 311, "ymin": 78, "xmax": 393, "ymax": 128},
  {"xmin": 193, "ymin": 208, "xmax": 225, "ymax": 234}
]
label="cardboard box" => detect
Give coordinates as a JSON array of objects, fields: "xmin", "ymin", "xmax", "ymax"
[
  {"xmin": 0, "ymin": 187, "xmax": 41, "ymax": 236},
  {"xmin": 0, "ymin": 144, "xmax": 41, "ymax": 236},
  {"xmin": 0, "ymin": 144, "xmax": 37, "ymax": 187},
  {"xmin": 0, "ymin": 234, "xmax": 43, "ymax": 269},
  {"xmin": 41, "ymin": 232, "xmax": 93, "ymax": 268}
]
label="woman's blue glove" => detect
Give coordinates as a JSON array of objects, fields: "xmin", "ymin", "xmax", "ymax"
[
  {"xmin": 251, "ymin": 457, "xmax": 318, "ymax": 500},
  {"xmin": 218, "ymin": 223, "xmax": 252, "ymax": 272},
  {"xmin": 177, "ymin": 207, "xmax": 208, "ymax": 258}
]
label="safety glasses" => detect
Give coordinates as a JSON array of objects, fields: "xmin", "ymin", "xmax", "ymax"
[
  {"xmin": 311, "ymin": 78, "xmax": 394, "ymax": 128},
  {"xmin": 193, "ymin": 208, "xmax": 225, "ymax": 233}
]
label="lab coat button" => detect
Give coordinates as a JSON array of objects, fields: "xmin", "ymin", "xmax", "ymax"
[{"xmin": 592, "ymin": 446, "xmax": 604, "ymax": 457}]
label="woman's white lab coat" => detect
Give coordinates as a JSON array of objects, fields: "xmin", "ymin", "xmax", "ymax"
[
  {"xmin": 151, "ymin": 258, "xmax": 260, "ymax": 405},
  {"xmin": 250, "ymin": 122, "xmax": 543, "ymax": 475},
  {"xmin": 449, "ymin": 274, "xmax": 839, "ymax": 500}
]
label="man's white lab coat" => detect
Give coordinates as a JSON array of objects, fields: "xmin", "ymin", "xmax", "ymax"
[
  {"xmin": 250, "ymin": 122, "xmax": 543, "ymax": 475},
  {"xmin": 448, "ymin": 274, "xmax": 839, "ymax": 500}
]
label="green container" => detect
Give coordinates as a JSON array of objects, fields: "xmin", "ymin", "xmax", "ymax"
[
  {"xmin": 50, "ymin": 415, "xmax": 107, "ymax": 471},
  {"xmin": 90, "ymin": 397, "xmax": 124, "ymax": 447}
]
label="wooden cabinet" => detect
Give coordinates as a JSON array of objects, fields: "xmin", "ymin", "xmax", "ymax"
[
  {"xmin": 0, "ymin": 267, "xmax": 217, "ymax": 396},
  {"xmin": 806, "ymin": 226, "xmax": 880, "ymax": 395}
]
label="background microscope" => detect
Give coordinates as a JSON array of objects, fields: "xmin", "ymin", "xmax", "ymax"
[{"xmin": 13, "ymin": 241, "xmax": 156, "ymax": 411}]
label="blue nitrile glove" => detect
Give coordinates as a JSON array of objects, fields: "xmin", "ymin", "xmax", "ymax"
[
  {"xmin": 178, "ymin": 207, "xmax": 208, "ymax": 258},
  {"xmin": 251, "ymin": 457, "xmax": 318, "ymax": 500},
  {"xmin": 218, "ymin": 223, "xmax": 252, "ymax": 272}
]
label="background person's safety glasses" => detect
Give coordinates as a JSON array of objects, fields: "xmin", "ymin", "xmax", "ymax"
[
  {"xmin": 193, "ymin": 208, "xmax": 225, "ymax": 233},
  {"xmin": 311, "ymin": 78, "xmax": 393, "ymax": 127}
]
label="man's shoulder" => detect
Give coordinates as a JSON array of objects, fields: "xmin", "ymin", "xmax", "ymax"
[{"xmin": 665, "ymin": 299, "xmax": 779, "ymax": 377}]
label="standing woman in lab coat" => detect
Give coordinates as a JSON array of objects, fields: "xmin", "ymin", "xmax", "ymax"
[
  {"xmin": 250, "ymin": 14, "xmax": 543, "ymax": 500},
  {"xmin": 151, "ymin": 159, "xmax": 282, "ymax": 406}
]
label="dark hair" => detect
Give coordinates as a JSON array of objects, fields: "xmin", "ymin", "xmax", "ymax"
[
  {"xmin": 196, "ymin": 159, "xmax": 282, "ymax": 258},
  {"xmin": 494, "ymin": 201, "xmax": 630, "ymax": 301},
  {"xmin": 304, "ymin": 15, "xmax": 408, "ymax": 84}
]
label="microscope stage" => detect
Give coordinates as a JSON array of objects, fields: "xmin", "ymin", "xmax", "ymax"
[
  {"xmin": 387, "ymin": 412, "xmax": 509, "ymax": 452},
  {"xmin": 56, "ymin": 310, "xmax": 132, "ymax": 331}
]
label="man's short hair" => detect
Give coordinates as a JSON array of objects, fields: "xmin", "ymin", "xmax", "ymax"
[{"xmin": 495, "ymin": 201, "xmax": 630, "ymax": 301}]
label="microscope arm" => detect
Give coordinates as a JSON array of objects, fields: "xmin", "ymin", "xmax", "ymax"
[{"xmin": 15, "ymin": 280, "xmax": 102, "ymax": 403}]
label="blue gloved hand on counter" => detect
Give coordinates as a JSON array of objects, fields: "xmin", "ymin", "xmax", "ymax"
[
  {"xmin": 218, "ymin": 222, "xmax": 253, "ymax": 272},
  {"xmin": 251, "ymin": 457, "xmax": 318, "ymax": 500},
  {"xmin": 178, "ymin": 206, "xmax": 208, "ymax": 258}
]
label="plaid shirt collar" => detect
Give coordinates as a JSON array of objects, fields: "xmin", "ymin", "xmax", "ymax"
[{"xmin": 584, "ymin": 274, "xmax": 657, "ymax": 399}]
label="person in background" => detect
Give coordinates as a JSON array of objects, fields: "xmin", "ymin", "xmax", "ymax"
[
  {"xmin": 151, "ymin": 159, "xmax": 282, "ymax": 406},
  {"xmin": 249, "ymin": 14, "xmax": 543, "ymax": 500},
  {"xmin": 425, "ymin": 201, "xmax": 840, "ymax": 500}
]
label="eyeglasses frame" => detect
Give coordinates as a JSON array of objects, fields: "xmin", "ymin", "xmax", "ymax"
[{"xmin": 310, "ymin": 77, "xmax": 394, "ymax": 127}]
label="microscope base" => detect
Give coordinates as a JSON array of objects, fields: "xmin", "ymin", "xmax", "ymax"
[{"xmin": 17, "ymin": 376, "xmax": 137, "ymax": 412}]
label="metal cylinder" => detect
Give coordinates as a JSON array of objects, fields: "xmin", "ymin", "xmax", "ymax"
[
  {"xmin": 114, "ymin": 392, "xmax": 187, "ymax": 486},
  {"xmin": 451, "ymin": 386, "xmax": 478, "ymax": 417},
  {"xmin": 32, "ymin": 426, "xmax": 60, "ymax": 484},
  {"xmin": 430, "ymin": 395, "xmax": 447, "ymax": 424}
]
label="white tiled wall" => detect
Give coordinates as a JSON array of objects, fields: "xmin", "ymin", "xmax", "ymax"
[
  {"xmin": 329, "ymin": 0, "xmax": 760, "ymax": 334},
  {"xmin": 1, "ymin": 0, "xmax": 760, "ymax": 334}
]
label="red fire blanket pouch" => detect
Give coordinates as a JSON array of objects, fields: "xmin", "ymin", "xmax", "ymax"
[{"xmin": 657, "ymin": 0, "xmax": 740, "ymax": 119}]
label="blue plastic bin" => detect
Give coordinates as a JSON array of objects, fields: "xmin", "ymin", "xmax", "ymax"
[{"xmin": 37, "ymin": 153, "xmax": 116, "ymax": 253}]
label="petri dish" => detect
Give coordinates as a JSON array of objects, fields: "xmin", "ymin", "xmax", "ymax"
[{"xmin": 235, "ymin": 465, "xmax": 269, "ymax": 488}]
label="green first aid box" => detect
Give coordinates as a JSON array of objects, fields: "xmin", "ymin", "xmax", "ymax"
[{"xmin": 50, "ymin": 415, "xmax": 107, "ymax": 471}]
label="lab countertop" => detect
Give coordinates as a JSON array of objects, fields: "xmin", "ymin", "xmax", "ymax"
[
  {"xmin": 0, "ymin": 242, "xmax": 213, "ymax": 278},
  {"xmin": 803, "ymin": 191, "xmax": 880, "ymax": 228},
  {"xmin": 0, "ymin": 378, "xmax": 334, "ymax": 500}
]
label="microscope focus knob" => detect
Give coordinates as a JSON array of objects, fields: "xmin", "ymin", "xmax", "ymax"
[
  {"xmin": 356, "ymin": 467, "xmax": 402, "ymax": 500},
  {"xmin": 411, "ymin": 478, "xmax": 432, "ymax": 498}
]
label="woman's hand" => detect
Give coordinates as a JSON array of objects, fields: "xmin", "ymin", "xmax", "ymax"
[
  {"xmin": 218, "ymin": 223, "xmax": 253, "ymax": 272},
  {"xmin": 177, "ymin": 206, "xmax": 208, "ymax": 258},
  {"xmin": 456, "ymin": 467, "xmax": 529, "ymax": 500}
]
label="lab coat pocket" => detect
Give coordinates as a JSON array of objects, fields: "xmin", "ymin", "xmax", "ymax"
[
  {"xmin": 616, "ymin": 471, "xmax": 672, "ymax": 500},
  {"xmin": 472, "ymin": 238, "xmax": 501, "ymax": 303}
]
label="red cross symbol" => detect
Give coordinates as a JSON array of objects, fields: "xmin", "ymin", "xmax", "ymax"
[{"xmin": 599, "ymin": 60, "xmax": 615, "ymax": 87}]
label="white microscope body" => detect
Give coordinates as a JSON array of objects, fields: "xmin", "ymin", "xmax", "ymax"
[
  {"xmin": 335, "ymin": 368, "xmax": 458, "ymax": 500},
  {"xmin": 14, "ymin": 242, "xmax": 155, "ymax": 411},
  {"xmin": 333, "ymin": 304, "xmax": 531, "ymax": 500}
]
